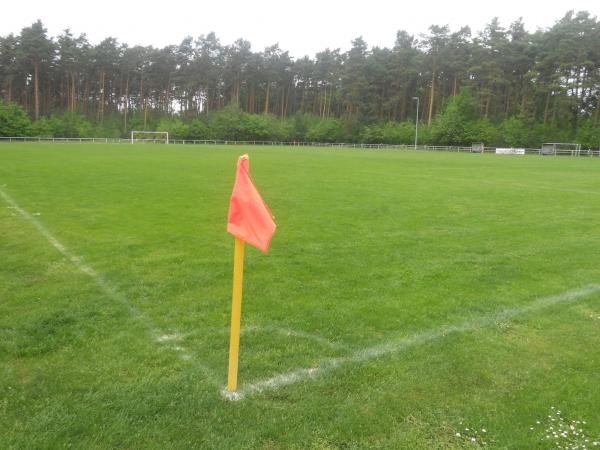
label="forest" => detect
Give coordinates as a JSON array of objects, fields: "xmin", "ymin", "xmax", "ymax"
[{"xmin": 1, "ymin": 11, "xmax": 600, "ymax": 147}]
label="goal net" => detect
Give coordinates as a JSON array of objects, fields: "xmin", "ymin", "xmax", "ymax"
[
  {"xmin": 130, "ymin": 131, "xmax": 169, "ymax": 144},
  {"xmin": 541, "ymin": 143, "xmax": 581, "ymax": 156},
  {"xmin": 471, "ymin": 142, "xmax": 484, "ymax": 153}
]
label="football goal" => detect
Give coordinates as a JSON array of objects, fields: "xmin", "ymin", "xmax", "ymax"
[
  {"xmin": 130, "ymin": 131, "xmax": 169, "ymax": 144},
  {"xmin": 471, "ymin": 142, "xmax": 484, "ymax": 153},
  {"xmin": 540, "ymin": 143, "xmax": 581, "ymax": 156}
]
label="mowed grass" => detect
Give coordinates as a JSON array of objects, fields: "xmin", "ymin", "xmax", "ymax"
[{"xmin": 1, "ymin": 143, "xmax": 599, "ymax": 449}]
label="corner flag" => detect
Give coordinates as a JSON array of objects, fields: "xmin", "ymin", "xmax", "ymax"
[
  {"xmin": 226, "ymin": 154, "xmax": 276, "ymax": 392},
  {"xmin": 227, "ymin": 154, "xmax": 276, "ymax": 253}
]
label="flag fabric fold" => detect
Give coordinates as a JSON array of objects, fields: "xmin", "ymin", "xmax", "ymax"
[{"xmin": 227, "ymin": 154, "xmax": 276, "ymax": 253}]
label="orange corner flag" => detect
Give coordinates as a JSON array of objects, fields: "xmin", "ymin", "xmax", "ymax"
[
  {"xmin": 226, "ymin": 154, "xmax": 276, "ymax": 392},
  {"xmin": 227, "ymin": 154, "xmax": 276, "ymax": 253}
]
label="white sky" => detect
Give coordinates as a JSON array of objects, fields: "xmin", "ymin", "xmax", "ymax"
[{"xmin": 1, "ymin": 0, "xmax": 599, "ymax": 58}]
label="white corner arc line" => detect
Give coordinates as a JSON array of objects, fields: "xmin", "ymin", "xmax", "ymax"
[
  {"xmin": 224, "ymin": 284, "xmax": 600, "ymax": 401},
  {"xmin": 0, "ymin": 187, "xmax": 219, "ymax": 384},
  {"xmin": 242, "ymin": 325, "xmax": 347, "ymax": 350}
]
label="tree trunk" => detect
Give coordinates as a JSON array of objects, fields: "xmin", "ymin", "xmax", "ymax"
[
  {"xmin": 143, "ymin": 97, "xmax": 148, "ymax": 129},
  {"xmin": 300, "ymin": 88, "xmax": 306, "ymax": 113},
  {"xmin": 98, "ymin": 69, "xmax": 105, "ymax": 123},
  {"xmin": 45, "ymin": 79, "xmax": 52, "ymax": 116},
  {"xmin": 399, "ymin": 90, "xmax": 406, "ymax": 121},
  {"xmin": 427, "ymin": 62, "xmax": 436, "ymax": 125},
  {"xmin": 61, "ymin": 77, "xmax": 66, "ymax": 110},
  {"xmin": 319, "ymin": 89, "xmax": 324, "ymax": 117},
  {"xmin": 166, "ymin": 75, "xmax": 171, "ymax": 113},
  {"xmin": 33, "ymin": 62, "xmax": 40, "ymax": 121},
  {"xmin": 543, "ymin": 92, "xmax": 551, "ymax": 124},
  {"xmin": 83, "ymin": 80, "xmax": 89, "ymax": 114},
  {"xmin": 139, "ymin": 76, "xmax": 144, "ymax": 113},
  {"xmin": 249, "ymin": 83, "xmax": 255, "ymax": 113},
  {"xmin": 264, "ymin": 82, "xmax": 270, "ymax": 114},
  {"xmin": 70, "ymin": 71, "xmax": 76, "ymax": 112},
  {"xmin": 124, "ymin": 75, "xmax": 129, "ymax": 131}
]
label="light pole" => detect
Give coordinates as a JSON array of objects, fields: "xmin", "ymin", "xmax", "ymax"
[{"xmin": 412, "ymin": 97, "xmax": 419, "ymax": 150}]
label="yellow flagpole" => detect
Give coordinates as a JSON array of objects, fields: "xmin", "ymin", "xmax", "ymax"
[{"xmin": 227, "ymin": 236, "xmax": 245, "ymax": 391}]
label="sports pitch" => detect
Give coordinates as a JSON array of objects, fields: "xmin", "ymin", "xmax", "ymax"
[{"xmin": 1, "ymin": 144, "xmax": 599, "ymax": 448}]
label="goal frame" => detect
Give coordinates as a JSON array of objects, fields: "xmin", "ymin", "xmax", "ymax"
[
  {"xmin": 130, "ymin": 131, "xmax": 169, "ymax": 144},
  {"xmin": 471, "ymin": 142, "xmax": 484, "ymax": 153},
  {"xmin": 541, "ymin": 142, "xmax": 581, "ymax": 156}
]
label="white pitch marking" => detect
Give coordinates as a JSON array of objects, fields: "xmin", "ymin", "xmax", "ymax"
[
  {"xmin": 225, "ymin": 284, "xmax": 600, "ymax": 401},
  {"xmin": 157, "ymin": 333, "xmax": 183, "ymax": 342},
  {"xmin": 242, "ymin": 324, "xmax": 346, "ymax": 350},
  {"xmin": 0, "ymin": 187, "xmax": 219, "ymax": 384}
]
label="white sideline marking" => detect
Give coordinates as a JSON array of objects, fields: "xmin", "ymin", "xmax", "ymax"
[
  {"xmin": 224, "ymin": 284, "xmax": 600, "ymax": 401},
  {"xmin": 0, "ymin": 187, "xmax": 218, "ymax": 384}
]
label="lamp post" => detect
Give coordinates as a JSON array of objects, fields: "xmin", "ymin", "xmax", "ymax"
[{"xmin": 412, "ymin": 97, "xmax": 419, "ymax": 150}]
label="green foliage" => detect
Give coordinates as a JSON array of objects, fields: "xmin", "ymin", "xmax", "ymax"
[
  {"xmin": 2, "ymin": 15, "xmax": 600, "ymax": 146},
  {"xmin": 530, "ymin": 123, "xmax": 573, "ymax": 148},
  {"xmin": 157, "ymin": 116, "xmax": 190, "ymax": 139},
  {"xmin": 304, "ymin": 116, "xmax": 345, "ymax": 142},
  {"xmin": 465, "ymin": 118, "xmax": 501, "ymax": 146},
  {"xmin": 29, "ymin": 117, "xmax": 54, "ymax": 137},
  {"xmin": 5, "ymin": 93, "xmax": 595, "ymax": 149},
  {"xmin": 187, "ymin": 118, "xmax": 210, "ymax": 140},
  {"xmin": 430, "ymin": 90, "xmax": 480, "ymax": 145},
  {"xmin": 290, "ymin": 113, "xmax": 322, "ymax": 141},
  {"xmin": 341, "ymin": 115, "xmax": 363, "ymax": 143},
  {"xmin": 206, "ymin": 104, "xmax": 246, "ymax": 140},
  {"xmin": 502, "ymin": 117, "xmax": 530, "ymax": 147},
  {"xmin": 239, "ymin": 113, "xmax": 272, "ymax": 141},
  {"xmin": 126, "ymin": 113, "xmax": 160, "ymax": 136},
  {"xmin": 51, "ymin": 113, "xmax": 95, "ymax": 138},
  {"xmin": 203, "ymin": 106, "xmax": 296, "ymax": 142},
  {"xmin": 361, "ymin": 121, "xmax": 416, "ymax": 144},
  {"xmin": 27, "ymin": 113, "xmax": 112, "ymax": 138},
  {"xmin": 0, "ymin": 101, "xmax": 32, "ymax": 136},
  {"xmin": 576, "ymin": 121, "xmax": 600, "ymax": 149},
  {"xmin": 240, "ymin": 113, "xmax": 293, "ymax": 141}
]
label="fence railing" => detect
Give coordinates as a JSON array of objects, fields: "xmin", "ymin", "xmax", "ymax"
[{"xmin": 1, "ymin": 136, "xmax": 599, "ymax": 156}]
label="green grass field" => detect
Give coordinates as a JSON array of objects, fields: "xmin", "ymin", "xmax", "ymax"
[{"xmin": 1, "ymin": 143, "xmax": 600, "ymax": 449}]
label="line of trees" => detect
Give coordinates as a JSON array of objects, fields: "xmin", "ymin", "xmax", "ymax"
[{"xmin": 1, "ymin": 12, "xmax": 599, "ymax": 147}]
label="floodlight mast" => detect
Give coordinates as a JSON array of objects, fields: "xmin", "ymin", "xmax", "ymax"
[{"xmin": 412, "ymin": 97, "xmax": 419, "ymax": 150}]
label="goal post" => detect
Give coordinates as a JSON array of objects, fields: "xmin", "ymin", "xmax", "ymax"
[
  {"xmin": 541, "ymin": 142, "xmax": 581, "ymax": 156},
  {"xmin": 471, "ymin": 142, "xmax": 484, "ymax": 153},
  {"xmin": 130, "ymin": 131, "xmax": 169, "ymax": 144}
]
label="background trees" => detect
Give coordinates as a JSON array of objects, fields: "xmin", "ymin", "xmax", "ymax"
[{"xmin": 0, "ymin": 12, "xmax": 599, "ymax": 146}]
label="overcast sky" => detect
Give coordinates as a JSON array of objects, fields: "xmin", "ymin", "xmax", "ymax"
[{"xmin": 2, "ymin": 0, "xmax": 599, "ymax": 58}]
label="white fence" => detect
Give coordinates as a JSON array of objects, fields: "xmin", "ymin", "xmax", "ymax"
[{"xmin": 1, "ymin": 136, "xmax": 599, "ymax": 156}]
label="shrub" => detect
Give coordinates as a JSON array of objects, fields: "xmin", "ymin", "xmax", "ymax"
[
  {"xmin": 305, "ymin": 117, "xmax": 345, "ymax": 142},
  {"xmin": 0, "ymin": 101, "xmax": 32, "ymax": 136}
]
